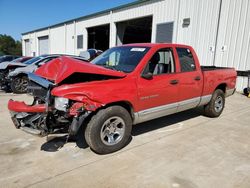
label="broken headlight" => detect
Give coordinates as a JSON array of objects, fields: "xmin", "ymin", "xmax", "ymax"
[{"xmin": 54, "ymin": 97, "xmax": 69, "ymax": 112}]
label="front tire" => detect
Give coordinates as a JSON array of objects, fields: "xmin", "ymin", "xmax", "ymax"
[
  {"xmin": 204, "ymin": 89, "xmax": 225, "ymax": 117},
  {"xmin": 84, "ymin": 106, "xmax": 132, "ymax": 154},
  {"xmin": 10, "ymin": 76, "xmax": 29, "ymax": 94}
]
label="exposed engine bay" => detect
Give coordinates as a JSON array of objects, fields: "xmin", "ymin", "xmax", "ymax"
[{"xmin": 9, "ymin": 67, "xmax": 123, "ymax": 137}]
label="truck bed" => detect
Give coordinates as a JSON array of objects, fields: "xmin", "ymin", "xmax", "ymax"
[{"xmin": 201, "ymin": 66, "xmax": 236, "ymax": 96}]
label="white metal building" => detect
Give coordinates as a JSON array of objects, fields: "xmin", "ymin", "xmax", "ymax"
[{"xmin": 22, "ymin": 0, "xmax": 250, "ymax": 91}]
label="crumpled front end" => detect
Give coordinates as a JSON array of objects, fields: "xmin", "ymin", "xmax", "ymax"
[
  {"xmin": 8, "ymin": 73, "xmax": 92, "ymax": 137},
  {"xmin": 7, "ymin": 57, "xmax": 127, "ymax": 137},
  {"xmin": 0, "ymin": 70, "xmax": 9, "ymax": 89},
  {"xmin": 8, "ymin": 73, "xmax": 54, "ymax": 136}
]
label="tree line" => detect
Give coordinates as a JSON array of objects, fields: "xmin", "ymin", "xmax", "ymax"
[{"xmin": 0, "ymin": 34, "xmax": 22, "ymax": 56}]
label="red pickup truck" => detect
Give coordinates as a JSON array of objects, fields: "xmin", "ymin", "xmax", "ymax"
[{"xmin": 8, "ymin": 43, "xmax": 236, "ymax": 154}]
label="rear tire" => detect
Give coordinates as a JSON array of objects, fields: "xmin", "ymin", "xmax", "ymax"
[
  {"xmin": 204, "ymin": 89, "xmax": 225, "ymax": 117},
  {"xmin": 84, "ymin": 106, "xmax": 132, "ymax": 154},
  {"xmin": 10, "ymin": 76, "xmax": 29, "ymax": 94}
]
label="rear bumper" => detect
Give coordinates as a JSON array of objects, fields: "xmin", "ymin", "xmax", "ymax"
[{"xmin": 8, "ymin": 100, "xmax": 46, "ymax": 113}]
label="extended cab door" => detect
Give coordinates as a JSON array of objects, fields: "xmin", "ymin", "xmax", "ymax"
[
  {"xmin": 136, "ymin": 48, "xmax": 179, "ymax": 123},
  {"xmin": 175, "ymin": 47, "xmax": 203, "ymax": 112}
]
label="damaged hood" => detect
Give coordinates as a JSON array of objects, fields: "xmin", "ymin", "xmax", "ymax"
[
  {"xmin": 0, "ymin": 61, "xmax": 27, "ymax": 70},
  {"xmin": 35, "ymin": 56, "xmax": 126, "ymax": 84},
  {"xmin": 8, "ymin": 64, "xmax": 37, "ymax": 77}
]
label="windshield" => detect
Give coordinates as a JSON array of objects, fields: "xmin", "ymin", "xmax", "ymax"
[
  {"xmin": 91, "ymin": 46, "xmax": 150, "ymax": 73},
  {"xmin": 23, "ymin": 56, "xmax": 42, "ymax": 65}
]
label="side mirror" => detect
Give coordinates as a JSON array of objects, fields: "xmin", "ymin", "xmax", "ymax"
[{"xmin": 141, "ymin": 72, "xmax": 153, "ymax": 80}]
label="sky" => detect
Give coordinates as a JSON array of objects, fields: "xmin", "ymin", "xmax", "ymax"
[{"xmin": 0, "ymin": 0, "xmax": 136, "ymax": 41}]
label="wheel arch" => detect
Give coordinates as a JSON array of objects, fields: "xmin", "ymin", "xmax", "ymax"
[
  {"xmin": 104, "ymin": 101, "xmax": 135, "ymax": 120},
  {"xmin": 12, "ymin": 72, "xmax": 28, "ymax": 78},
  {"xmin": 215, "ymin": 83, "xmax": 227, "ymax": 93}
]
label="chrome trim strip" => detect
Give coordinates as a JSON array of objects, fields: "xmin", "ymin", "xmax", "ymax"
[
  {"xmin": 133, "ymin": 95, "xmax": 213, "ymax": 125},
  {"xmin": 28, "ymin": 73, "xmax": 53, "ymax": 88},
  {"xmin": 177, "ymin": 97, "xmax": 200, "ymax": 112},
  {"xmin": 225, "ymin": 88, "xmax": 235, "ymax": 97},
  {"xmin": 133, "ymin": 102, "xmax": 178, "ymax": 124},
  {"xmin": 140, "ymin": 103, "xmax": 177, "ymax": 115}
]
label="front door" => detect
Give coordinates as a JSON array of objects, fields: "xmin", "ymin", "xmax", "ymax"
[{"xmin": 137, "ymin": 48, "xmax": 179, "ymax": 123}]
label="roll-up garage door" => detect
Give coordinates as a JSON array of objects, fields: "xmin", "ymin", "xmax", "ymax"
[
  {"xmin": 38, "ymin": 36, "xmax": 49, "ymax": 55},
  {"xmin": 24, "ymin": 39, "xmax": 31, "ymax": 56}
]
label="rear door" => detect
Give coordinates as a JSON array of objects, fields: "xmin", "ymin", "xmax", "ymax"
[
  {"xmin": 137, "ymin": 47, "xmax": 179, "ymax": 122},
  {"xmin": 175, "ymin": 47, "xmax": 203, "ymax": 112}
]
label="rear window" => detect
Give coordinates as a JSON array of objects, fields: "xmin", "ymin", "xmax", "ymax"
[{"xmin": 176, "ymin": 48, "xmax": 196, "ymax": 72}]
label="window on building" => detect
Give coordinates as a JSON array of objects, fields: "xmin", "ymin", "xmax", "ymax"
[
  {"xmin": 77, "ymin": 35, "xmax": 83, "ymax": 49},
  {"xmin": 156, "ymin": 22, "xmax": 174, "ymax": 43},
  {"xmin": 176, "ymin": 47, "xmax": 196, "ymax": 72}
]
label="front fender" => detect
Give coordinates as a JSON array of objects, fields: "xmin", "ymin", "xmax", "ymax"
[{"xmin": 51, "ymin": 77, "xmax": 137, "ymax": 111}]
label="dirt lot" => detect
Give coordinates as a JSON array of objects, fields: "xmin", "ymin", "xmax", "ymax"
[{"xmin": 0, "ymin": 91, "xmax": 249, "ymax": 188}]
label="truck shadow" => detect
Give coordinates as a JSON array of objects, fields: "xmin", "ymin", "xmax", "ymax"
[
  {"xmin": 41, "ymin": 107, "xmax": 203, "ymax": 152},
  {"xmin": 132, "ymin": 107, "xmax": 203, "ymax": 136},
  {"xmin": 41, "ymin": 135, "xmax": 79, "ymax": 152}
]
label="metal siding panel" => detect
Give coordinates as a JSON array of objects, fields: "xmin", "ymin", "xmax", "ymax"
[
  {"xmin": 50, "ymin": 26, "xmax": 65, "ymax": 54},
  {"xmin": 239, "ymin": 0, "xmax": 250, "ymax": 71},
  {"xmin": 152, "ymin": 0, "xmax": 179, "ymax": 42},
  {"xmin": 236, "ymin": 77, "xmax": 249, "ymax": 91},
  {"xmin": 214, "ymin": 0, "xmax": 250, "ymax": 91},
  {"xmin": 227, "ymin": 0, "xmax": 241, "ymax": 68},
  {"xmin": 30, "ymin": 33, "xmax": 36, "ymax": 56},
  {"xmin": 177, "ymin": 0, "xmax": 221, "ymax": 66},
  {"xmin": 234, "ymin": 0, "xmax": 248, "ymax": 70},
  {"xmin": 66, "ymin": 23, "xmax": 75, "ymax": 55}
]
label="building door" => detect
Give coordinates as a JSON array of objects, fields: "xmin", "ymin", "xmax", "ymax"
[
  {"xmin": 38, "ymin": 36, "xmax": 49, "ymax": 55},
  {"xmin": 116, "ymin": 16, "xmax": 152, "ymax": 45},
  {"xmin": 176, "ymin": 0, "xmax": 221, "ymax": 66},
  {"xmin": 24, "ymin": 39, "xmax": 31, "ymax": 56},
  {"xmin": 214, "ymin": 0, "xmax": 250, "ymax": 90}
]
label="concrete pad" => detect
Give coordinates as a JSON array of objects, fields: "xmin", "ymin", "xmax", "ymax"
[{"xmin": 0, "ymin": 92, "xmax": 249, "ymax": 188}]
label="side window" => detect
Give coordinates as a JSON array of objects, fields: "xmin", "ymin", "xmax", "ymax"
[
  {"xmin": 144, "ymin": 48, "xmax": 175, "ymax": 75},
  {"xmin": 176, "ymin": 48, "xmax": 196, "ymax": 72}
]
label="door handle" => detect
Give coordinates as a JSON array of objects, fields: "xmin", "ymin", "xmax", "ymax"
[
  {"xmin": 170, "ymin": 79, "xmax": 179, "ymax": 85},
  {"xmin": 194, "ymin": 76, "xmax": 201, "ymax": 81}
]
